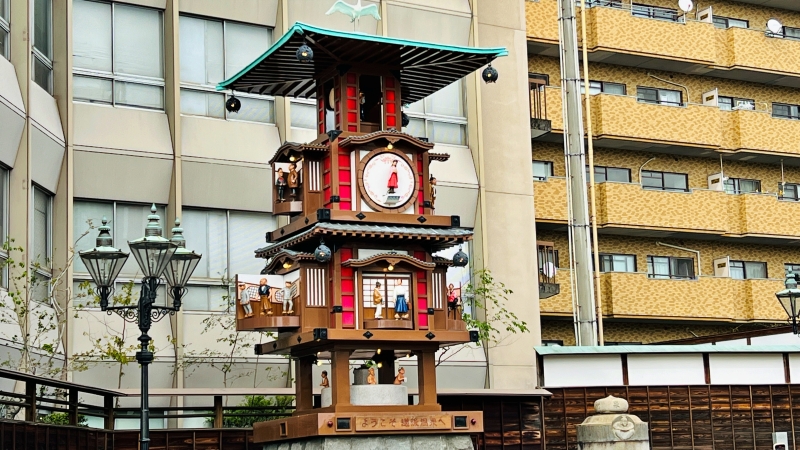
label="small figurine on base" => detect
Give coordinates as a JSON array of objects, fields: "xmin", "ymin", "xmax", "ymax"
[
  {"xmin": 387, "ymin": 160, "xmax": 398, "ymax": 194},
  {"xmin": 282, "ymin": 281, "xmax": 295, "ymax": 315},
  {"xmin": 259, "ymin": 278, "xmax": 273, "ymax": 316},
  {"xmin": 367, "ymin": 367, "xmax": 377, "ymax": 385},
  {"xmin": 447, "ymin": 283, "xmax": 462, "ymax": 319},
  {"xmin": 373, "ymin": 281, "xmax": 384, "ymax": 319},
  {"xmin": 275, "ymin": 168, "xmax": 287, "ymax": 203},
  {"xmin": 320, "ymin": 370, "xmax": 330, "ymax": 388},
  {"xmin": 429, "ymin": 176, "xmax": 437, "ymax": 211},
  {"xmin": 288, "ymin": 163, "xmax": 300, "ymax": 200},
  {"xmin": 393, "ymin": 367, "xmax": 406, "ymax": 385},
  {"xmin": 237, "ymin": 283, "xmax": 255, "ymax": 318},
  {"xmin": 393, "ymin": 279, "xmax": 409, "ymax": 320}
]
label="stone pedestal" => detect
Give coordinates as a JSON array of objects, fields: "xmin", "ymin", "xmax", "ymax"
[
  {"xmin": 577, "ymin": 396, "xmax": 649, "ymax": 450},
  {"xmin": 263, "ymin": 435, "xmax": 474, "ymax": 450},
  {"xmin": 320, "ymin": 385, "xmax": 408, "ymax": 408}
]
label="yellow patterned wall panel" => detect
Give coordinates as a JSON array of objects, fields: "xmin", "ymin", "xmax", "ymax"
[
  {"xmin": 588, "ymin": 6, "xmax": 717, "ymax": 64},
  {"xmin": 740, "ymin": 194, "xmax": 800, "ymax": 238},
  {"xmin": 734, "ymin": 110, "xmax": 800, "ymax": 156},
  {"xmin": 591, "ymin": 94, "xmax": 722, "ymax": 148},
  {"xmin": 598, "ymin": 183, "xmax": 730, "ymax": 234},
  {"xmin": 533, "ymin": 178, "xmax": 569, "ymax": 222},
  {"xmin": 748, "ymin": 279, "xmax": 788, "ymax": 321},
  {"xmin": 526, "ymin": 0, "xmax": 560, "ymax": 45},
  {"xmin": 727, "ymin": 27, "xmax": 800, "ymax": 77},
  {"xmin": 540, "ymin": 269, "xmax": 574, "ymax": 315}
]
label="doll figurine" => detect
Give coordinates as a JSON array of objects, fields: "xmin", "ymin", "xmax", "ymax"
[
  {"xmin": 367, "ymin": 367, "xmax": 377, "ymax": 385},
  {"xmin": 373, "ymin": 281, "xmax": 384, "ymax": 319},
  {"xmin": 320, "ymin": 370, "xmax": 330, "ymax": 388},
  {"xmin": 387, "ymin": 160, "xmax": 398, "ymax": 194},
  {"xmin": 393, "ymin": 279, "xmax": 409, "ymax": 320},
  {"xmin": 237, "ymin": 283, "xmax": 255, "ymax": 318},
  {"xmin": 393, "ymin": 367, "xmax": 406, "ymax": 385},
  {"xmin": 275, "ymin": 168, "xmax": 287, "ymax": 202},
  {"xmin": 288, "ymin": 163, "xmax": 300, "ymax": 200},
  {"xmin": 429, "ymin": 176, "xmax": 437, "ymax": 211},
  {"xmin": 282, "ymin": 281, "xmax": 294, "ymax": 315},
  {"xmin": 258, "ymin": 278, "xmax": 272, "ymax": 316}
]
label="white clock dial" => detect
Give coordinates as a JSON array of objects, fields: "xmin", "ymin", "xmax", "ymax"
[{"xmin": 362, "ymin": 152, "xmax": 416, "ymax": 209}]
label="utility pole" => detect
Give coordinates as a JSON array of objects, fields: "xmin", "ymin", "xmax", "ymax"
[{"xmin": 557, "ymin": 0, "xmax": 598, "ymax": 346}]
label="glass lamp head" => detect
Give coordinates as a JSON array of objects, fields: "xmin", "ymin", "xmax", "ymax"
[
  {"xmin": 776, "ymin": 272, "xmax": 800, "ymax": 320},
  {"xmin": 127, "ymin": 205, "xmax": 178, "ymax": 278},
  {"xmin": 79, "ymin": 217, "xmax": 129, "ymax": 287},
  {"xmin": 162, "ymin": 218, "xmax": 202, "ymax": 288}
]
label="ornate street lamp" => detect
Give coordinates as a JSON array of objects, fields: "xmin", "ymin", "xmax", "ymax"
[
  {"xmin": 776, "ymin": 271, "xmax": 800, "ymax": 335},
  {"xmin": 79, "ymin": 205, "xmax": 201, "ymax": 450}
]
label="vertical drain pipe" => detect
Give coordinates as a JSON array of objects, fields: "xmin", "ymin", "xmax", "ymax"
[{"xmin": 580, "ymin": 0, "xmax": 604, "ymax": 346}]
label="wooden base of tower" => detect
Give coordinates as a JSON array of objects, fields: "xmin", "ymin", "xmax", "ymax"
[{"xmin": 253, "ymin": 411, "xmax": 484, "ymax": 443}]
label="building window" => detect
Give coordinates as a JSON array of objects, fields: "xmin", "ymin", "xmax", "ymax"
[
  {"xmin": 179, "ymin": 15, "xmax": 275, "ymax": 123},
  {"xmin": 290, "ymin": 99, "xmax": 317, "ymax": 129},
  {"xmin": 641, "ymin": 170, "xmax": 689, "ymax": 192},
  {"xmin": 33, "ymin": 0, "xmax": 52, "ymax": 93},
  {"xmin": 72, "ymin": 0, "xmax": 165, "ymax": 109},
  {"xmin": 362, "ymin": 273, "xmax": 412, "ymax": 310},
  {"xmin": 724, "ymin": 178, "xmax": 760, "ymax": 194},
  {"xmin": 606, "ymin": 341, "xmax": 642, "ymax": 346},
  {"xmin": 589, "ymin": 165, "xmax": 631, "ymax": 183},
  {"xmin": 580, "ymin": 80, "xmax": 626, "ymax": 95},
  {"xmin": 713, "ymin": 16, "xmax": 748, "ymax": 29},
  {"xmin": 730, "ymin": 261, "xmax": 767, "ymax": 280},
  {"xmin": 542, "ymin": 340, "xmax": 564, "ymax": 346},
  {"xmin": 786, "ymin": 263, "xmax": 800, "ymax": 275},
  {"xmin": 631, "ymin": 3, "xmax": 678, "ymax": 22},
  {"xmin": 533, "ymin": 161, "xmax": 554, "ymax": 181},
  {"xmin": 780, "ymin": 183, "xmax": 800, "ymax": 201},
  {"xmin": 784, "ymin": 26, "xmax": 800, "ymax": 40},
  {"xmin": 32, "ymin": 187, "xmax": 52, "ymax": 303},
  {"xmin": 773, "ymin": 103, "xmax": 800, "ymax": 120},
  {"xmin": 647, "ymin": 256, "xmax": 695, "ymax": 279},
  {"xmin": 0, "ymin": 167, "xmax": 7, "ymax": 288},
  {"xmin": 719, "ymin": 96, "xmax": 755, "ymax": 111},
  {"xmin": 637, "ymin": 87, "xmax": 682, "ymax": 106},
  {"xmin": 599, "ymin": 254, "xmax": 636, "ymax": 273},
  {"xmin": 403, "ymin": 80, "xmax": 467, "ymax": 146},
  {"xmin": 0, "ymin": 0, "xmax": 9, "ymax": 60},
  {"xmin": 73, "ymin": 202, "xmax": 276, "ymax": 311}
]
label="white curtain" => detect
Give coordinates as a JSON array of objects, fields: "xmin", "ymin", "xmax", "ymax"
[
  {"xmin": 179, "ymin": 16, "xmax": 223, "ymax": 85},
  {"xmin": 180, "ymin": 89, "xmax": 225, "ymax": 118},
  {"xmin": 73, "ymin": 76, "xmax": 113, "ymax": 104},
  {"xmin": 114, "ymin": 4, "xmax": 163, "ymax": 78},
  {"xmin": 229, "ymin": 211, "xmax": 276, "ymax": 275},
  {"xmin": 425, "ymin": 80, "xmax": 464, "ymax": 117},
  {"xmin": 73, "ymin": 0, "xmax": 112, "ymax": 72},
  {"xmin": 115, "ymin": 81, "xmax": 163, "ymax": 109},
  {"xmin": 115, "ymin": 203, "xmax": 166, "ymax": 277},
  {"xmin": 181, "ymin": 209, "xmax": 228, "ymax": 279},
  {"xmin": 72, "ymin": 201, "xmax": 115, "ymax": 273},
  {"xmin": 290, "ymin": 102, "xmax": 317, "ymax": 129},
  {"xmin": 224, "ymin": 22, "xmax": 272, "ymax": 78},
  {"xmin": 33, "ymin": 188, "xmax": 50, "ymax": 268},
  {"xmin": 237, "ymin": 97, "xmax": 275, "ymax": 124}
]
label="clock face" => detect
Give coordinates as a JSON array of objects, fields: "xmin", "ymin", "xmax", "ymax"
[{"xmin": 361, "ymin": 152, "xmax": 416, "ymax": 210}]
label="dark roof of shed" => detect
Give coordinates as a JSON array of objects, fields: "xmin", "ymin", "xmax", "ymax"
[{"xmin": 217, "ymin": 22, "xmax": 507, "ymax": 103}]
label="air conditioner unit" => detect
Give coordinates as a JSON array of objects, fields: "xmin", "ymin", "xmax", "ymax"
[
  {"xmin": 714, "ymin": 256, "xmax": 730, "ymax": 278},
  {"xmin": 708, "ymin": 172, "xmax": 728, "ymax": 191},
  {"xmin": 732, "ymin": 101, "xmax": 755, "ymax": 111}
]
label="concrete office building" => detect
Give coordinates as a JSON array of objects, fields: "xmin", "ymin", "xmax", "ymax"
[
  {"xmin": 0, "ymin": 0, "xmax": 538, "ymax": 420},
  {"xmin": 527, "ymin": 0, "xmax": 800, "ymax": 345}
]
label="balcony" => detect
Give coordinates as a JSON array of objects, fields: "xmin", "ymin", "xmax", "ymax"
[
  {"xmin": 726, "ymin": 109, "xmax": 800, "ymax": 157},
  {"xmin": 526, "ymin": 0, "xmax": 800, "ymax": 84},
  {"xmin": 539, "ymin": 271, "xmax": 786, "ymax": 322},
  {"xmin": 736, "ymin": 193, "xmax": 800, "ymax": 239},
  {"xmin": 596, "ymin": 182, "xmax": 729, "ymax": 235},
  {"xmin": 533, "ymin": 177, "xmax": 568, "ymax": 223}
]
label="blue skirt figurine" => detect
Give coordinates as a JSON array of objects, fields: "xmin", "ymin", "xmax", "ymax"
[{"xmin": 394, "ymin": 294, "xmax": 408, "ymax": 319}]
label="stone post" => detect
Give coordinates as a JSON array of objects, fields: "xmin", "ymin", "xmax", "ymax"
[{"xmin": 577, "ymin": 396, "xmax": 649, "ymax": 450}]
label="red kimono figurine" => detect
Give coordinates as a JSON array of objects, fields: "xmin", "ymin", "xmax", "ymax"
[{"xmin": 387, "ymin": 160, "xmax": 398, "ymax": 194}]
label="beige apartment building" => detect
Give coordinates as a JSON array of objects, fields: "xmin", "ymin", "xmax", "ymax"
[
  {"xmin": 0, "ymin": 0, "xmax": 538, "ymax": 421},
  {"xmin": 528, "ymin": 0, "xmax": 800, "ymax": 344}
]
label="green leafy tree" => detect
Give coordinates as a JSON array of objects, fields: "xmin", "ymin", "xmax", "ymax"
[{"xmin": 38, "ymin": 412, "xmax": 88, "ymax": 427}]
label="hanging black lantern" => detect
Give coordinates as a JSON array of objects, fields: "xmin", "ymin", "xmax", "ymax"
[
  {"xmin": 482, "ymin": 64, "xmax": 498, "ymax": 84},
  {"xmin": 452, "ymin": 247, "xmax": 469, "ymax": 267},
  {"xmin": 401, "ymin": 112, "xmax": 410, "ymax": 128},
  {"xmin": 225, "ymin": 95, "xmax": 241, "ymax": 113},
  {"xmin": 296, "ymin": 44, "xmax": 314, "ymax": 63},
  {"xmin": 314, "ymin": 240, "xmax": 332, "ymax": 263}
]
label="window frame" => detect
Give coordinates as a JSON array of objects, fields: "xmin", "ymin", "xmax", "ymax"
[
  {"xmin": 712, "ymin": 16, "xmax": 749, "ymax": 29},
  {"xmin": 783, "ymin": 26, "xmax": 800, "ymax": 41},
  {"xmin": 532, "ymin": 160, "xmax": 554, "ymax": 181},
  {"xmin": 32, "ymin": 0, "xmax": 53, "ymax": 93},
  {"xmin": 647, "ymin": 255, "xmax": 696, "ymax": 280},
  {"xmin": 724, "ymin": 177, "xmax": 761, "ymax": 194},
  {"xmin": 718, "ymin": 96, "xmax": 755, "ymax": 111},
  {"xmin": 580, "ymin": 80, "xmax": 627, "ymax": 96},
  {"xmin": 772, "ymin": 103, "xmax": 800, "ymax": 120},
  {"xmin": 729, "ymin": 260, "xmax": 768, "ymax": 280},
  {"xmin": 637, "ymin": 86, "xmax": 683, "ymax": 107},
  {"xmin": 0, "ymin": 0, "xmax": 9, "ymax": 61},
  {"xmin": 599, "ymin": 253, "xmax": 637, "ymax": 273},
  {"xmin": 403, "ymin": 79, "xmax": 468, "ymax": 146},
  {"xmin": 590, "ymin": 165, "xmax": 631, "ymax": 183},
  {"xmin": 0, "ymin": 167, "xmax": 8, "ymax": 289},
  {"xmin": 785, "ymin": 263, "xmax": 800, "ymax": 275},
  {"xmin": 178, "ymin": 14, "xmax": 276, "ymax": 124},
  {"xmin": 641, "ymin": 170, "xmax": 689, "ymax": 192},
  {"xmin": 31, "ymin": 186, "xmax": 53, "ymax": 304},
  {"xmin": 780, "ymin": 182, "xmax": 800, "ymax": 201},
  {"xmin": 72, "ymin": 0, "xmax": 166, "ymax": 110}
]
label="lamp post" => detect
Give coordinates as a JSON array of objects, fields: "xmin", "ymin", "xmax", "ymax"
[
  {"xmin": 79, "ymin": 205, "xmax": 201, "ymax": 450},
  {"xmin": 775, "ymin": 271, "xmax": 800, "ymax": 335}
]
